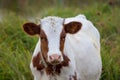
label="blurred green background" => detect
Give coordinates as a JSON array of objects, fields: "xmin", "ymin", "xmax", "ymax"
[{"xmin": 0, "ymin": 0, "xmax": 120, "ymax": 80}]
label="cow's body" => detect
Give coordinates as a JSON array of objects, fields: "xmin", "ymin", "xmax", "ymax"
[{"xmin": 23, "ymin": 15, "xmax": 102, "ymax": 80}]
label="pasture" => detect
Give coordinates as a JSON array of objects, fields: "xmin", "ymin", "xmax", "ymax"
[{"xmin": 0, "ymin": 1, "xmax": 120, "ymax": 80}]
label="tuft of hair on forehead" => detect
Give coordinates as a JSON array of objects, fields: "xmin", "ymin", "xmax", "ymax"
[
  {"xmin": 41, "ymin": 16, "xmax": 63, "ymax": 22},
  {"xmin": 41, "ymin": 16, "xmax": 63, "ymax": 21},
  {"xmin": 40, "ymin": 16, "xmax": 64, "ymax": 32}
]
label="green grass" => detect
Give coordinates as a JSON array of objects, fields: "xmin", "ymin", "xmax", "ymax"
[{"xmin": 0, "ymin": 3, "xmax": 120, "ymax": 80}]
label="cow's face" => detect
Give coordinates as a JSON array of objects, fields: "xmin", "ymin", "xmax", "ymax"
[{"xmin": 23, "ymin": 17, "xmax": 82, "ymax": 65}]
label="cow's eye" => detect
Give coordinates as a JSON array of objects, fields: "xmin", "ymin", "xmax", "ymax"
[
  {"xmin": 41, "ymin": 37, "xmax": 47, "ymax": 41},
  {"xmin": 61, "ymin": 36, "xmax": 66, "ymax": 41}
]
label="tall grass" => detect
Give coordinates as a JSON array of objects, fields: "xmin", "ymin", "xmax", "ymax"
[
  {"xmin": 0, "ymin": 3, "xmax": 120, "ymax": 80},
  {"xmin": 0, "ymin": 12, "xmax": 37, "ymax": 80}
]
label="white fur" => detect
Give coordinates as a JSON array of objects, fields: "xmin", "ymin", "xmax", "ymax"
[{"xmin": 30, "ymin": 15, "xmax": 102, "ymax": 80}]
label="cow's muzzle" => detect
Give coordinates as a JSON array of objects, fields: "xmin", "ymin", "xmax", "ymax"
[{"xmin": 48, "ymin": 54, "xmax": 62, "ymax": 65}]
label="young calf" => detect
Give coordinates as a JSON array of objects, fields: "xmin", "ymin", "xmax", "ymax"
[{"xmin": 23, "ymin": 15, "xmax": 102, "ymax": 80}]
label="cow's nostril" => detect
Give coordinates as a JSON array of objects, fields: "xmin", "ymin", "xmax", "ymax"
[
  {"xmin": 49, "ymin": 54, "xmax": 61, "ymax": 63},
  {"xmin": 49, "ymin": 56, "xmax": 53, "ymax": 60},
  {"xmin": 58, "ymin": 55, "xmax": 61, "ymax": 60}
]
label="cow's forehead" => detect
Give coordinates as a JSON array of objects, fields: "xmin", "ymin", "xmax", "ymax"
[{"xmin": 40, "ymin": 16, "xmax": 64, "ymax": 36}]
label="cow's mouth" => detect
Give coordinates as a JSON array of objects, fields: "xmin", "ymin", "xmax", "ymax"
[{"xmin": 50, "ymin": 59, "xmax": 61, "ymax": 65}]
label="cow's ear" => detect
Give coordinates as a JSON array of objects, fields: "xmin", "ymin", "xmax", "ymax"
[
  {"xmin": 23, "ymin": 22, "xmax": 40, "ymax": 35},
  {"xmin": 64, "ymin": 22, "xmax": 82, "ymax": 34}
]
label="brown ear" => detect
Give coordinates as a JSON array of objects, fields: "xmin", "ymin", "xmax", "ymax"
[
  {"xmin": 64, "ymin": 22, "xmax": 82, "ymax": 34},
  {"xmin": 23, "ymin": 22, "xmax": 40, "ymax": 35}
]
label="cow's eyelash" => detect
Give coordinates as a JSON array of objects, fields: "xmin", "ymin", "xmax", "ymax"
[
  {"xmin": 61, "ymin": 36, "xmax": 66, "ymax": 40},
  {"xmin": 41, "ymin": 37, "xmax": 47, "ymax": 40},
  {"xmin": 62, "ymin": 36, "xmax": 65, "ymax": 39}
]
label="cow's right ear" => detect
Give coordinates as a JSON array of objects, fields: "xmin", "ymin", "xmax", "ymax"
[
  {"xmin": 23, "ymin": 22, "xmax": 40, "ymax": 35},
  {"xmin": 64, "ymin": 22, "xmax": 82, "ymax": 34}
]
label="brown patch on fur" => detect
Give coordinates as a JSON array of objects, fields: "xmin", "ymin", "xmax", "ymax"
[
  {"xmin": 60, "ymin": 29, "xmax": 66, "ymax": 52},
  {"xmin": 64, "ymin": 22, "xmax": 82, "ymax": 34},
  {"xmin": 32, "ymin": 52, "xmax": 45, "ymax": 71},
  {"xmin": 23, "ymin": 23, "xmax": 40, "ymax": 35},
  {"xmin": 61, "ymin": 54, "xmax": 70, "ymax": 66},
  {"xmin": 45, "ymin": 64, "xmax": 62, "ymax": 75},
  {"xmin": 40, "ymin": 30, "xmax": 48, "ymax": 60}
]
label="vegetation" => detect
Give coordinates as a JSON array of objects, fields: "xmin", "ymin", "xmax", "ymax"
[{"xmin": 0, "ymin": 1, "xmax": 120, "ymax": 80}]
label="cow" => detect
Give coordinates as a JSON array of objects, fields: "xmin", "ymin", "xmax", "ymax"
[{"xmin": 23, "ymin": 15, "xmax": 102, "ymax": 80}]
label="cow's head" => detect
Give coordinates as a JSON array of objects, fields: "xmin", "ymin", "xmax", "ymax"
[{"xmin": 23, "ymin": 17, "xmax": 82, "ymax": 65}]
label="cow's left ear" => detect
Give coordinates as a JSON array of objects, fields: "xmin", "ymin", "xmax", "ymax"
[
  {"xmin": 64, "ymin": 22, "xmax": 82, "ymax": 34},
  {"xmin": 23, "ymin": 22, "xmax": 40, "ymax": 35}
]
